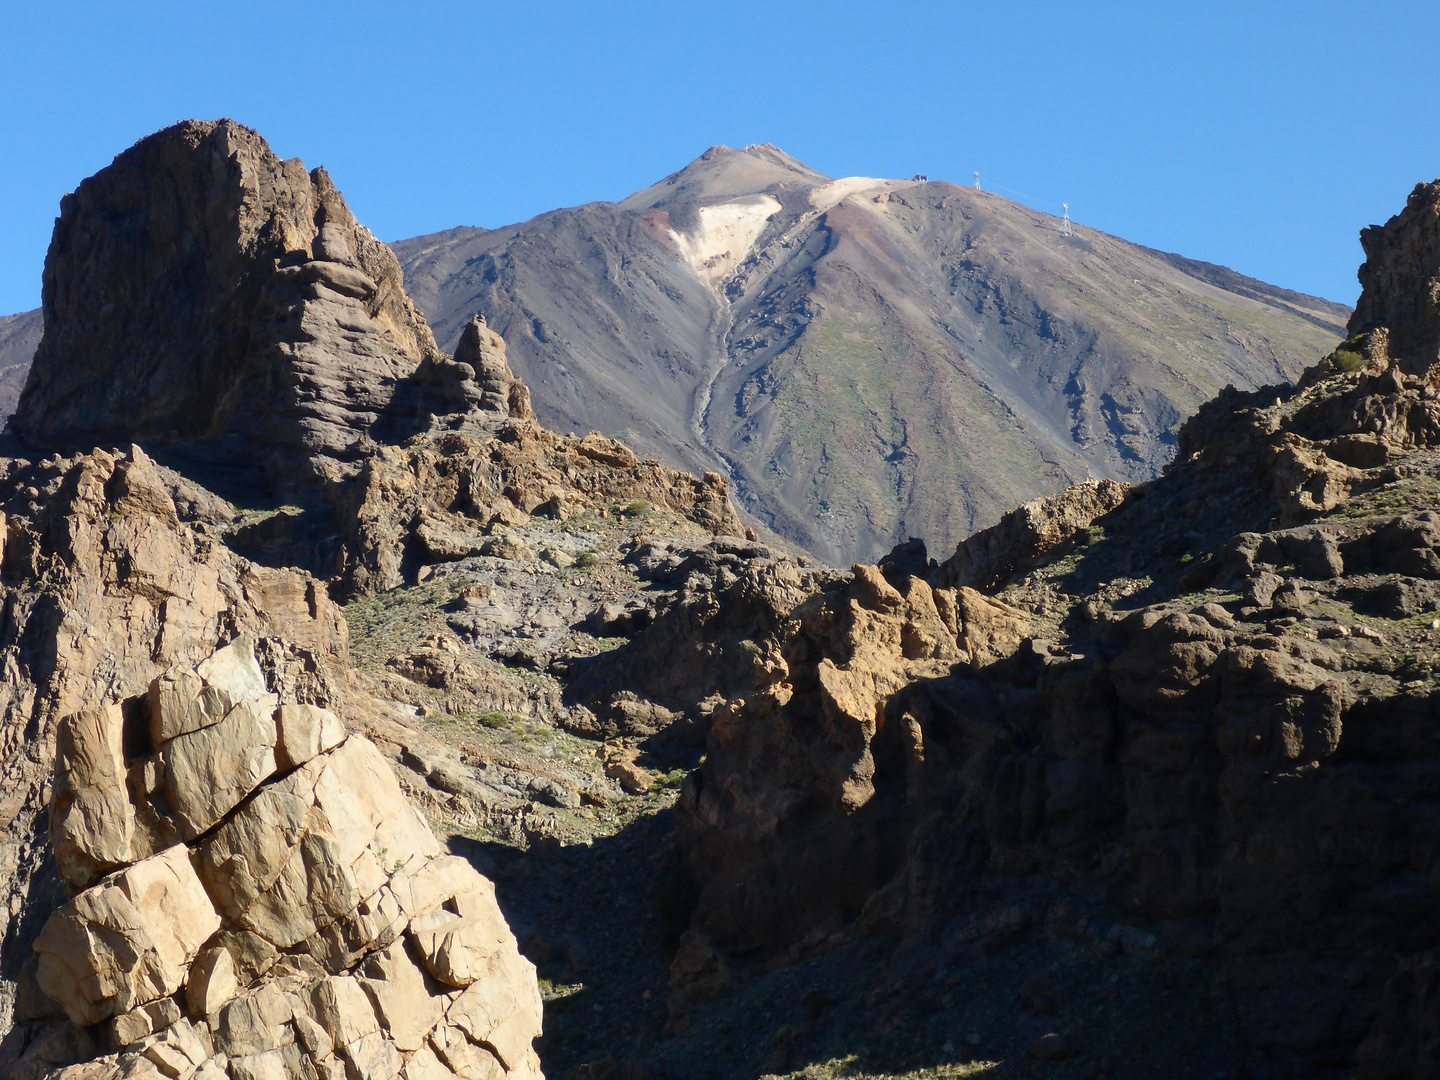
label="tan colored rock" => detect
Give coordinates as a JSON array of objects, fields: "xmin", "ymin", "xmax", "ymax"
[
  {"xmin": 936, "ymin": 477, "xmax": 1130, "ymax": 591},
  {"xmin": 184, "ymin": 943, "xmax": 238, "ymax": 1019},
  {"xmin": 228, "ymin": 737, "xmax": 438, "ymax": 950},
  {"xmin": 213, "ymin": 928, "xmax": 280, "ymax": 986},
  {"xmin": 211, "ymin": 979, "xmax": 297, "ymax": 1058},
  {"xmin": 603, "ymin": 746, "xmax": 652, "ymax": 796},
  {"xmin": 403, "ymin": 1046, "xmax": 461, "ymax": 1080},
  {"xmin": 34, "ymin": 845, "xmax": 222, "ymax": 1027},
  {"xmin": 147, "ymin": 668, "xmax": 225, "ymax": 747},
  {"xmin": 161, "ymin": 696, "xmax": 278, "ymax": 839},
  {"xmin": 227, "ymin": 1046, "xmax": 305, "ymax": 1080},
  {"xmin": 148, "ymin": 634, "xmax": 271, "ymax": 748},
  {"xmin": 407, "ymin": 910, "xmax": 506, "ymax": 990},
  {"xmin": 538, "ymin": 546, "xmax": 574, "ymax": 569},
  {"xmin": 52, "ymin": 702, "xmax": 135, "ymax": 889},
  {"xmin": 195, "ymin": 634, "xmax": 270, "ymax": 705},
  {"xmin": 429, "ymin": 1023, "xmax": 505, "ymax": 1079},
  {"xmin": 358, "ymin": 942, "xmax": 443, "ymax": 1052},
  {"xmin": 341, "ymin": 1031, "xmax": 403, "ymax": 1080},
  {"xmin": 389, "ymin": 856, "xmax": 479, "ymax": 918},
  {"xmin": 310, "ymin": 975, "xmax": 380, "ymax": 1048},
  {"xmin": 401, "ymin": 863, "xmax": 514, "ymax": 992},
  {"xmin": 954, "ymin": 586, "xmax": 1030, "ymax": 666},
  {"xmin": 443, "ymin": 942, "xmax": 542, "ymax": 1070},
  {"xmin": 292, "ymin": 1008, "xmax": 335, "ymax": 1059},
  {"xmin": 112, "ymin": 996, "xmax": 181, "ymax": 1046},
  {"xmin": 137, "ymin": 1017, "xmax": 213, "ymax": 1077},
  {"xmin": 275, "ymin": 703, "xmax": 346, "ymax": 770},
  {"xmin": 196, "ymin": 757, "xmax": 323, "ymax": 921}
]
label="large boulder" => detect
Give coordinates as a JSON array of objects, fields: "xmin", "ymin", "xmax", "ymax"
[{"xmin": 34, "ymin": 845, "xmax": 222, "ymax": 1028}]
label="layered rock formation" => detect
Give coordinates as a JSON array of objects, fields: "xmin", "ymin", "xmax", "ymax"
[
  {"xmin": 332, "ymin": 420, "xmax": 740, "ymax": 597},
  {"xmin": 0, "ymin": 445, "xmax": 348, "ymax": 1039},
  {"xmin": 676, "ymin": 567, "xmax": 1030, "ymax": 955},
  {"xmin": 0, "ymin": 118, "xmax": 782, "ymax": 1080},
  {"xmin": 0, "ymin": 123, "xmax": 620, "ymax": 1080},
  {"xmin": 9, "ymin": 120, "xmax": 527, "ymax": 490},
  {"xmin": 0, "ymin": 447, "xmax": 544, "ymax": 1080},
  {"xmin": 20, "ymin": 117, "xmax": 1440, "ymax": 1078}
]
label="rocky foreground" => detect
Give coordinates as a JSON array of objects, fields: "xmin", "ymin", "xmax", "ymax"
[{"xmin": 4, "ymin": 118, "xmax": 1440, "ymax": 1080}]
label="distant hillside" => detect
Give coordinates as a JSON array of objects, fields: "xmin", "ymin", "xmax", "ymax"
[
  {"xmin": 396, "ymin": 146, "xmax": 1349, "ymax": 564},
  {"xmin": 0, "ymin": 310, "xmax": 40, "ymax": 420}
]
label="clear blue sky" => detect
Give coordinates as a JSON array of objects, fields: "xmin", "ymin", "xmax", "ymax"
[{"xmin": 2, "ymin": 0, "xmax": 1437, "ymax": 315}]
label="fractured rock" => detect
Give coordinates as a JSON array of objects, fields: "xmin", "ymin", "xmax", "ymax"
[
  {"xmin": 34, "ymin": 844, "xmax": 222, "ymax": 1027},
  {"xmin": 23, "ymin": 630, "xmax": 543, "ymax": 1080},
  {"xmin": 161, "ymin": 696, "xmax": 279, "ymax": 840},
  {"xmin": 51, "ymin": 703, "xmax": 135, "ymax": 889}
]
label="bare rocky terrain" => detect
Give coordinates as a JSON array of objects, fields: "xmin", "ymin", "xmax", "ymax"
[
  {"xmin": 0, "ymin": 311, "xmax": 40, "ymax": 420},
  {"xmin": 394, "ymin": 146, "xmax": 1347, "ymax": 565},
  {"xmin": 4, "ymin": 118, "xmax": 1440, "ymax": 1080}
]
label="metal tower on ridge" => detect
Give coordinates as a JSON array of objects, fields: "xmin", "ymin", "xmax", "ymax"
[
  {"xmin": 1061, "ymin": 203, "xmax": 1072, "ymax": 237},
  {"xmin": 973, "ymin": 172, "xmax": 981, "ymax": 191}
]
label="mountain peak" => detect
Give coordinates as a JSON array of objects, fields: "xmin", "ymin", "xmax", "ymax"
[{"xmin": 619, "ymin": 143, "xmax": 829, "ymax": 211}]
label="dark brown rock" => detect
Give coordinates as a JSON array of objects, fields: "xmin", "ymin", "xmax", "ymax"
[
  {"xmin": 11, "ymin": 121, "xmax": 444, "ymax": 486},
  {"xmin": 6, "ymin": 120, "xmax": 543, "ymax": 500}
]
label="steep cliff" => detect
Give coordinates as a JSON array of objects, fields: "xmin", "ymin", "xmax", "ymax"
[{"xmin": 7, "ymin": 120, "xmax": 520, "ymax": 491}]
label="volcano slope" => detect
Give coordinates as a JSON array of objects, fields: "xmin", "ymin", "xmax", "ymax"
[
  {"xmin": 0, "ymin": 311, "xmax": 40, "ymax": 420},
  {"xmin": 396, "ymin": 145, "xmax": 1347, "ymax": 565},
  {"xmin": 640, "ymin": 177, "xmax": 1440, "ymax": 1078}
]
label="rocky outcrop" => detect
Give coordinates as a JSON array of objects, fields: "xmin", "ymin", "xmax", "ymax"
[
  {"xmin": 8, "ymin": 120, "xmax": 529, "ymax": 489},
  {"xmin": 17, "ymin": 637, "xmax": 541, "ymax": 1080},
  {"xmin": 333, "ymin": 422, "xmax": 744, "ymax": 596},
  {"xmin": 0, "ymin": 444, "xmax": 352, "ymax": 1038},
  {"xmin": 674, "ymin": 564, "xmax": 1028, "ymax": 963},
  {"xmin": 560, "ymin": 535, "xmax": 841, "ymax": 740},
  {"xmin": 1350, "ymin": 178, "xmax": 1440, "ymax": 371},
  {"xmin": 0, "ymin": 118, "xmax": 800, "ymax": 1080},
  {"xmin": 935, "ymin": 477, "xmax": 1130, "ymax": 591},
  {"xmin": 0, "ymin": 444, "xmax": 543, "ymax": 1078}
]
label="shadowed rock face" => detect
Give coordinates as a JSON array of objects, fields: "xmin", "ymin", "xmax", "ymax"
[
  {"xmin": 9, "ymin": 119, "xmax": 452, "ymax": 487},
  {"xmin": 1351, "ymin": 178, "xmax": 1440, "ymax": 369},
  {"xmin": 397, "ymin": 145, "xmax": 1349, "ymax": 565}
]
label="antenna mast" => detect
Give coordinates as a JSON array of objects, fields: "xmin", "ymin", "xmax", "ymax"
[
  {"xmin": 973, "ymin": 172, "xmax": 981, "ymax": 191},
  {"xmin": 1061, "ymin": 203, "xmax": 1072, "ymax": 237}
]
